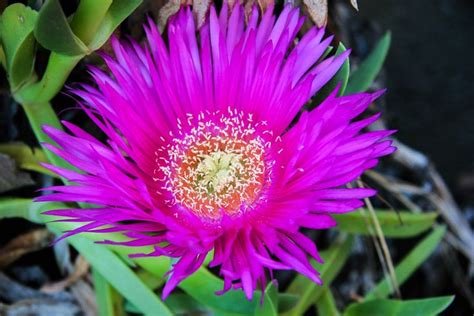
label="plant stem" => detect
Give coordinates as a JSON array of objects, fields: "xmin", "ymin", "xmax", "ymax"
[
  {"xmin": 16, "ymin": 53, "xmax": 82, "ymax": 105},
  {"xmin": 21, "ymin": 101, "xmax": 73, "ymax": 170}
]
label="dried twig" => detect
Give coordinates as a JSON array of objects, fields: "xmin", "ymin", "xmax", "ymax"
[
  {"xmin": 358, "ymin": 180, "xmax": 401, "ymax": 298},
  {"xmin": 41, "ymin": 256, "xmax": 90, "ymax": 293},
  {"xmin": 0, "ymin": 229, "xmax": 54, "ymax": 269}
]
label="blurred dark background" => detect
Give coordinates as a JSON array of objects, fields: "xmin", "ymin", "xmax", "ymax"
[
  {"xmin": 358, "ymin": 0, "xmax": 474, "ymax": 207},
  {"xmin": 344, "ymin": 0, "xmax": 474, "ymax": 313}
]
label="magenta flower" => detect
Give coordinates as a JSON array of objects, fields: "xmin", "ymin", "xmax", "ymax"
[{"xmin": 38, "ymin": 4, "xmax": 395, "ymax": 299}]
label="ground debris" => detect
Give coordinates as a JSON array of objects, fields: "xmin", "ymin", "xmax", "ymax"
[
  {"xmin": 0, "ymin": 153, "xmax": 34, "ymax": 193},
  {"xmin": 0, "ymin": 299, "xmax": 80, "ymax": 316},
  {"xmin": 0, "ymin": 229, "xmax": 54, "ymax": 269},
  {"xmin": 0, "ymin": 272, "xmax": 74, "ymax": 303}
]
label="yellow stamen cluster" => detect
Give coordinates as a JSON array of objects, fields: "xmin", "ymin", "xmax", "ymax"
[{"xmin": 156, "ymin": 109, "xmax": 272, "ymax": 220}]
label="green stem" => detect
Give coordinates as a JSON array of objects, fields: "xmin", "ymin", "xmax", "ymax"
[
  {"xmin": 16, "ymin": 0, "xmax": 115, "ymax": 104},
  {"xmin": 16, "ymin": 53, "xmax": 82, "ymax": 105},
  {"xmin": 70, "ymin": 0, "xmax": 113, "ymax": 45},
  {"xmin": 21, "ymin": 101, "xmax": 72, "ymax": 170},
  {"xmin": 0, "ymin": 198, "xmax": 35, "ymax": 221}
]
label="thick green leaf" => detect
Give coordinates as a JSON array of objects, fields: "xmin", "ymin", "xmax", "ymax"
[
  {"xmin": 165, "ymin": 293, "xmax": 209, "ymax": 314},
  {"xmin": 67, "ymin": 235, "xmax": 172, "ymax": 316},
  {"xmin": 345, "ymin": 32, "xmax": 391, "ymax": 94},
  {"xmin": 126, "ymin": 293, "xmax": 211, "ymax": 314},
  {"xmin": 313, "ymin": 43, "xmax": 350, "ymax": 105},
  {"xmin": 0, "ymin": 199, "xmax": 172, "ymax": 315},
  {"xmin": 0, "ymin": 3, "xmax": 37, "ymax": 90},
  {"xmin": 334, "ymin": 210, "xmax": 437, "ymax": 238},
  {"xmin": 34, "ymin": 0, "xmax": 88, "ymax": 56},
  {"xmin": 255, "ymin": 282, "xmax": 278, "ymax": 316},
  {"xmin": 2, "ymin": 198, "xmax": 253, "ymax": 315},
  {"xmin": 343, "ymin": 296, "xmax": 454, "ymax": 316},
  {"xmin": 88, "ymin": 0, "xmax": 143, "ymax": 50},
  {"xmin": 3, "ymin": 198, "xmax": 289, "ymax": 315},
  {"xmin": 0, "ymin": 197, "xmax": 36, "ymax": 220},
  {"xmin": 0, "ymin": 143, "xmax": 54, "ymax": 176},
  {"xmin": 278, "ymin": 293, "xmax": 299, "ymax": 313},
  {"xmin": 366, "ymin": 226, "xmax": 446, "ymax": 300},
  {"xmin": 179, "ymin": 266, "xmax": 258, "ymax": 314},
  {"xmin": 284, "ymin": 235, "xmax": 354, "ymax": 316},
  {"xmin": 136, "ymin": 269, "xmax": 165, "ymax": 290},
  {"xmin": 0, "ymin": 43, "xmax": 6, "ymax": 66},
  {"xmin": 125, "ymin": 291, "xmax": 296, "ymax": 316},
  {"xmin": 92, "ymin": 269, "xmax": 126, "ymax": 316}
]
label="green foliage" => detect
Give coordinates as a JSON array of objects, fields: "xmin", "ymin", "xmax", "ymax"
[
  {"xmin": 0, "ymin": 143, "xmax": 54, "ymax": 176},
  {"xmin": 345, "ymin": 32, "xmax": 392, "ymax": 94},
  {"xmin": 179, "ymin": 266, "xmax": 258, "ymax": 314},
  {"xmin": 284, "ymin": 235, "xmax": 354, "ymax": 316},
  {"xmin": 63, "ymin": 233, "xmax": 173, "ymax": 316},
  {"xmin": 164, "ymin": 294, "xmax": 208, "ymax": 315},
  {"xmin": 343, "ymin": 296, "xmax": 454, "ymax": 316},
  {"xmin": 89, "ymin": 0, "xmax": 143, "ymax": 50},
  {"xmin": 0, "ymin": 1, "xmax": 451, "ymax": 314},
  {"xmin": 0, "ymin": 3, "xmax": 37, "ymax": 91},
  {"xmin": 277, "ymin": 294, "xmax": 299, "ymax": 313},
  {"xmin": 314, "ymin": 43, "xmax": 351, "ymax": 104},
  {"xmin": 334, "ymin": 210, "xmax": 438, "ymax": 238},
  {"xmin": 316, "ymin": 288, "xmax": 340, "ymax": 316},
  {"xmin": 92, "ymin": 269, "xmax": 126, "ymax": 316},
  {"xmin": 255, "ymin": 282, "xmax": 279, "ymax": 316},
  {"xmin": 34, "ymin": 0, "xmax": 89, "ymax": 56},
  {"xmin": 69, "ymin": 0, "xmax": 113, "ymax": 46},
  {"xmin": 0, "ymin": 197, "xmax": 34, "ymax": 220}
]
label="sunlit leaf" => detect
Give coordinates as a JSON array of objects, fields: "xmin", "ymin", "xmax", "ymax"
[
  {"xmin": 343, "ymin": 296, "xmax": 454, "ymax": 316},
  {"xmin": 334, "ymin": 210, "xmax": 437, "ymax": 238},
  {"xmin": 345, "ymin": 32, "xmax": 391, "ymax": 94},
  {"xmin": 0, "ymin": 3, "xmax": 37, "ymax": 90}
]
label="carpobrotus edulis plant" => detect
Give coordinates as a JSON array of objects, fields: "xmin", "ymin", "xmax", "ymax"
[{"xmin": 38, "ymin": 4, "xmax": 395, "ymax": 299}]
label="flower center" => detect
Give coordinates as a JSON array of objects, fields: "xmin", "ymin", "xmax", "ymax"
[
  {"xmin": 195, "ymin": 151, "xmax": 245, "ymax": 195},
  {"xmin": 156, "ymin": 110, "xmax": 273, "ymax": 220}
]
